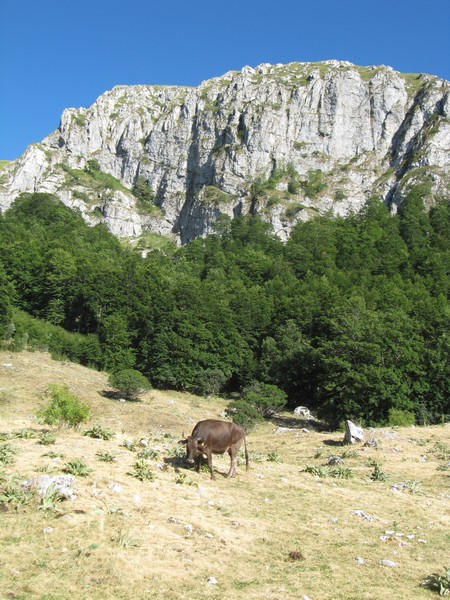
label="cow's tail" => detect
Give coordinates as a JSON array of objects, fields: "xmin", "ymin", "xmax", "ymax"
[{"xmin": 243, "ymin": 435, "xmax": 249, "ymax": 471}]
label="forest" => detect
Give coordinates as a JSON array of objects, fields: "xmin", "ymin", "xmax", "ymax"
[{"xmin": 0, "ymin": 189, "xmax": 449, "ymax": 428}]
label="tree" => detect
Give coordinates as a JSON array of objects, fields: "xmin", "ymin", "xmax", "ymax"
[
  {"xmin": 0, "ymin": 264, "xmax": 14, "ymax": 339},
  {"xmin": 108, "ymin": 369, "xmax": 152, "ymax": 401}
]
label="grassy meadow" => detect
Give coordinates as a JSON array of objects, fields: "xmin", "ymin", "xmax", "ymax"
[{"xmin": 0, "ymin": 350, "xmax": 449, "ymax": 599}]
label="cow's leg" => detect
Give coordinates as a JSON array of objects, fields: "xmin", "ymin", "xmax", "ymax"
[
  {"xmin": 227, "ymin": 448, "xmax": 237, "ymax": 478},
  {"xmin": 206, "ymin": 449, "xmax": 215, "ymax": 479},
  {"xmin": 194, "ymin": 456, "xmax": 201, "ymax": 472}
]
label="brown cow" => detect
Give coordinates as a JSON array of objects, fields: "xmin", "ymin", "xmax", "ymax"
[{"xmin": 179, "ymin": 419, "xmax": 249, "ymax": 480}]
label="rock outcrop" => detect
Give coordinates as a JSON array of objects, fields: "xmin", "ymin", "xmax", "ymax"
[{"xmin": 1, "ymin": 60, "xmax": 449, "ymax": 244}]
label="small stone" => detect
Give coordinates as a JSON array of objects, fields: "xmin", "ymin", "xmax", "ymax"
[
  {"xmin": 355, "ymin": 556, "xmax": 365, "ymax": 564},
  {"xmin": 167, "ymin": 516, "xmax": 182, "ymax": 524},
  {"xmin": 207, "ymin": 577, "xmax": 218, "ymax": 585},
  {"xmin": 380, "ymin": 560, "xmax": 397, "ymax": 567},
  {"xmin": 352, "ymin": 510, "xmax": 373, "ymax": 522},
  {"xmin": 43, "ymin": 527, "xmax": 53, "ymax": 534},
  {"xmin": 107, "ymin": 482, "xmax": 122, "ymax": 493}
]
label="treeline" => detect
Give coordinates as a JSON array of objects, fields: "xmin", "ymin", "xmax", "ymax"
[{"xmin": 0, "ymin": 191, "xmax": 449, "ymax": 427}]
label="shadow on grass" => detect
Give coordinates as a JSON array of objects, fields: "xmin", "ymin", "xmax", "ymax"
[
  {"xmin": 163, "ymin": 456, "xmax": 229, "ymax": 479},
  {"xmin": 322, "ymin": 439, "xmax": 344, "ymax": 447},
  {"xmin": 99, "ymin": 390, "xmax": 141, "ymax": 402},
  {"xmin": 270, "ymin": 414, "xmax": 326, "ymax": 431}
]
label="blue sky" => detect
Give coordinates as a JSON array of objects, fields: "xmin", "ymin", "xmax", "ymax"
[{"xmin": 1, "ymin": 0, "xmax": 449, "ymax": 160}]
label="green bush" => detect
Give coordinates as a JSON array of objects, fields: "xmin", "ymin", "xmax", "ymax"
[
  {"xmin": 108, "ymin": 369, "xmax": 152, "ymax": 401},
  {"xmin": 83, "ymin": 425, "xmax": 115, "ymax": 440},
  {"xmin": 191, "ymin": 368, "xmax": 227, "ymax": 396},
  {"xmin": 227, "ymin": 401, "xmax": 262, "ymax": 430},
  {"xmin": 387, "ymin": 408, "xmax": 416, "ymax": 427},
  {"xmin": 63, "ymin": 458, "xmax": 93, "ymax": 477},
  {"xmin": 301, "ymin": 169, "xmax": 326, "ymax": 198},
  {"xmin": 228, "ymin": 382, "xmax": 287, "ymax": 429},
  {"xmin": 39, "ymin": 432, "xmax": 56, "ymax": 445},
  {"xmin": 37, "ymin": 384, "xmax": 90, "ymax": 428},
  {"xmin": 241, "ymin": 382, "xmax": 287, "ymax": 417}
]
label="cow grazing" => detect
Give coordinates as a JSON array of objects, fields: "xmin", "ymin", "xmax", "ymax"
[{"xmin": 179, "ymin": 419, "xmax": 249, "ymax": 480}]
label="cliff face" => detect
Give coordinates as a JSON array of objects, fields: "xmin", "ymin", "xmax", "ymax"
[{"xmin": 1, "ymin": 60, "xmax": 449, "ymax": 243}]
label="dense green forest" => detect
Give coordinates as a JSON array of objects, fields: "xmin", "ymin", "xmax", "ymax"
[{"xmin": 0, "ymin": 191, "xmax": 449, "ymax": 427}]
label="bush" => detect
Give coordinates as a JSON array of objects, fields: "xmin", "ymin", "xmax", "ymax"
[
  {"xmin": 227, "ymin": 400, "xmax": 262, "ymax": 430},
  {"xmin": 301, "ymin": 169, "xmax": 326, "ymax": 198},
  {"xmin": 241, "ymin": 382, "xmax": 287, "ymax": 417},
  {"xmin": 37, "ymin": 384, "xmax": 90, "ymax": 428},
  {"xmin": 108, "ymin": 369, "xmax": 152, "ymax": 401},
  {"xmin": 387, "ymin": 408, "xmax": 416, "ymax": 427},
  {"xmin": 191, "ymin": 368, "xmax": 227, "ymax": 396},
  {"xmin": 83, "ymin": 425, "xmax": 115, "ymax": 440}
]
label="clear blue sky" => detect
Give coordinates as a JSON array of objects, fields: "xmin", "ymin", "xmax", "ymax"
[{"xmin": 1, "ymin": 0, "xmax": 449, "ymax": 160}]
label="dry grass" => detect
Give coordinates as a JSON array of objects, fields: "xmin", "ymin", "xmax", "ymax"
[{"xmin": 0, "ymin": 350, "xmax": 449, "ymax": 600}]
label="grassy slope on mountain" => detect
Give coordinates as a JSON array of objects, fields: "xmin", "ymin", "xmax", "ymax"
[{"xmin": 0, "ymin": 350, "xmax": 448, "ymax": 600}]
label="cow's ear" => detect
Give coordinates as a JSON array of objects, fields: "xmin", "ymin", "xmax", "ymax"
[{"xmin": 178, "ymin": 439, "xmax": 187, "ymax": 445}]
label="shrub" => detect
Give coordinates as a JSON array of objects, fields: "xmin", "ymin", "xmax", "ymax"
[
  {"xmin": 39, "ymin": 432, "xmax": 56, "ymax": 445},
  {"xmin": 37, "ymin": 384, "xmax": 90, "ymax": 428},
  {"xmin": 39, "ymin": 484, "xmax": 65, "ymax": 511},
  {"xmin": 228, "ymin": 382, "xmax": 287, "ymax": 429},
  {"xmin": 128, "ymin": 458, "xmax": 155, "ymax": 481},
  {"xmin": 108, "ymin": 369, "xmax": 152, "ymax": 401},
  {"xmin": 132, "ymin": 175, "xmax": 156, "ymax": 205},
  {"xmin": 63, "ymin": 458, "xmax": 93, "ymax": 477},
  {"xmin": 287, "ymin": 180, "xmax": 300, "ymax": 195},
  {"xmin": 0, "ymin": 476, "xmax": 33, "ymax": 508},
  {"xmin": 370, "ymin": 460, "xmax": 388, "ymax": 482},
  {"xmin": 0, "ymin": 443, "xmax": 16, "ymax": 465},
  {"xmin": 301, "ymin": 169, "xmax": 326, "ymax": 198},
  {"xmin": 241, "ymin": 382, "xmax": 287, "ymax": 417},
  {"xmin": 387, "ymin": 408, "xmax": 416, "ymax": 427},
  {"xmin": 334, "ymin": 189, "xmax": 347, "ymax": 201},
  {"xmin": 191, "ymin": 368, "xmax": 227, "ymax": 396},
  {"xmin": 96, "ymin": 451, "xmax": 117, "ymax": 463},
  {"xmin": 227, "ymin": 400, "xmax": 262, "ymax": 430},
  {"xmin": 422, "ymin": 566, "xmax": 450, "ymax": 596},
  {"xmin": 83, "ymin": 425, "xmax": 115, "ymax": 440}
]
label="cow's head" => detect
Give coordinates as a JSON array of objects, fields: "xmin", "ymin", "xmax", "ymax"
[{"xmin": 178, "ymin": 436, "xmax": 206, "ymax": 464}]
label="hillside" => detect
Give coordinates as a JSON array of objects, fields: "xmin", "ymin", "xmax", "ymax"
[
  {"xmin": 1, "ymin": 350, "xmax": 449, "ymax": 599},
  {"xmin": 0, "ymin": 61, "xmax": 449, "ymax": 244}
]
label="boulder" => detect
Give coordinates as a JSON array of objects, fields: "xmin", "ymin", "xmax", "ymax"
[
  {"xmin": 21, "ymin": 475, "xmax": 76, "ymax": 499},
  {"xmin": 294, "ymin": 406, "xmax": 312, "ymax": 419},
  {"xmin": 344, "ymin": 420, "xmax": 365, "ymax": 444}
]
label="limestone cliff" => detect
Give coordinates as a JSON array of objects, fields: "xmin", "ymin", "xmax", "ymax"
[{"xmin": 1, "ymin": 60, "xmax": 449, "ymax": 243}]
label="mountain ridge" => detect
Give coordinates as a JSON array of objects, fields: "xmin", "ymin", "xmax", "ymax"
[{"xmin": 1, "ymin": 60, "xmax": 449, "ymax": 244}]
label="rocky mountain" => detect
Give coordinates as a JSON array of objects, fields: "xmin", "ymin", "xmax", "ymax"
[{"xmin": 1, "ymin": 60, "xmax": 449, "ymax": 244}]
